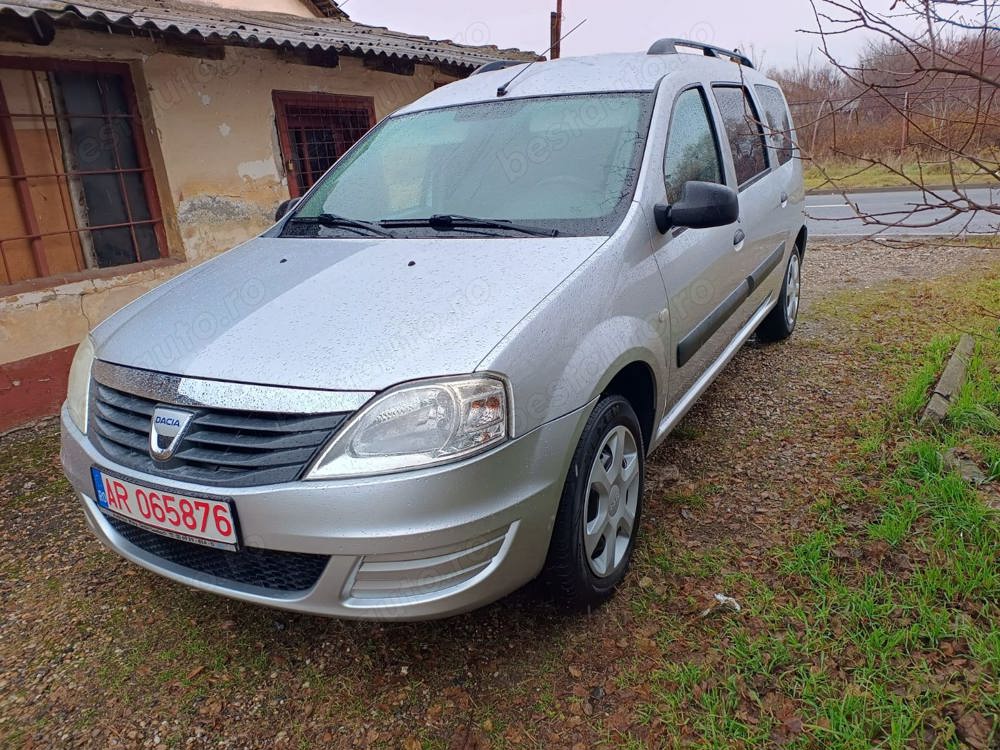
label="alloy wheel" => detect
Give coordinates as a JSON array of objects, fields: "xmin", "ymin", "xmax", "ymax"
[
  {"xmin": 583, "ymin": 425, "xmax": 640, "ymax": 578},
  {"xmin": 785, "ymin": 252, "xmax": 801, "ymax": 327}
]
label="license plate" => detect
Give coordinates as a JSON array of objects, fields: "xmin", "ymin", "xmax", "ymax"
[{"xmin": 91, "ymin": 468, "xmax": 239, "ymax": 551}]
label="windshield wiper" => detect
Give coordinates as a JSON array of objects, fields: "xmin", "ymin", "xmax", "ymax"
[
  {"xmin": 379, "ymin": 214, "xmax": 558, "ymax": 237},
  {"xmin": 287, "ymin": 212, "xmax": 394, "ymax": 237}
]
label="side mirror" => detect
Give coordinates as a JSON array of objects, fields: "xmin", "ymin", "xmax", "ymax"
[
  {"xmin": 653, "ymin": 181, "xmax": 739, "ymax": 234},
  {"xmin": 275, "ymin": 197, "xmax": 301, "ymax": 222}
]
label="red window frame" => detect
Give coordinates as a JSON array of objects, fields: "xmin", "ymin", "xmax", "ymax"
[
  {"xmin": 272, "ymin": 90, "xmax": 376, "ymax": 198},
  {"xmin": 0, "ymin": 56, "xmax": 166, "ymax": 287}
]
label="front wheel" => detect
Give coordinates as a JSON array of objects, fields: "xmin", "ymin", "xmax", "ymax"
[
  {"xmin": 756, "ymin": 247, "xmax": 801, "ymax": 342},
  {"xmin": 541, "ymin": 395, "xmax": 644, "ymax": 611}
]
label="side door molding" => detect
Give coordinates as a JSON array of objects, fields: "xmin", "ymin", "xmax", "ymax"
[
  {"xmin": 675, "ymin": 240, "xmax": 785, "ymax": 367},
  {"xmin": 747, "ymin": 241, "xmax": 785, "ymax": 294}
]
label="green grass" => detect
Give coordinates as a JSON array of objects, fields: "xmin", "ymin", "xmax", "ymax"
[
  {"xmin": 895, "ymin": 335, "xmax": 955, "ymax": 420},
  {"xmin": 634, "ymin": 281, "xmax": 1000, "ymax": 748},
  {"xmin": 804, "ymin": 156, "xmax": 1000, "ymax": 192},
  {"xmin": 949, "ymin": 347, "xmax": 1000, "ymax": 434}
]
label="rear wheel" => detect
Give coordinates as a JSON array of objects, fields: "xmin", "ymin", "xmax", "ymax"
[
  {"xmin": 542, "ymin": 395, "xmax": 644, "ymax": 611},
  {"xmin": 756, "ymin": 246, "xmax": 801, "ymax": 342}
]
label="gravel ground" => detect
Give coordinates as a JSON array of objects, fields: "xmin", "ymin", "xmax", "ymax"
[
  {"xmin": 1, "ymin": 239, "xmax": 998, "ymax": 749},
  {"xmin": 802, "ymin": 238, "xmax": 1000, "ymax": 297}
]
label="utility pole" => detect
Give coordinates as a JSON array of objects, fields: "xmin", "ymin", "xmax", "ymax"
[{"xmin": 550, "ymin": 0, "xmax": 563, "ymax": 59}]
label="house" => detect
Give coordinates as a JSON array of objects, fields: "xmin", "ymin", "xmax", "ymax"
[{"xmin": 0, "ymin": 0, "xmax": 535, "ymax": 432}]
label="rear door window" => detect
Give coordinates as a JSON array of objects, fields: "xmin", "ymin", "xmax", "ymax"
[
  {"xmin": 663, "ymin": 87, "xmax": 725, "ymax": 205},
  {"xmin": 712, "ymin": 85, "xmax": 768, "ymax": 186},
  {"xmin": 754, "ymin": 84, "xmax": 795, "ymax": 166}
]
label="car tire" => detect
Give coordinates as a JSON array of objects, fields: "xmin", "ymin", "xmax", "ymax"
[
  {"xmin": 541, "ymin": 394, "xmax": 645, "ymax": 611},
  {"xmin": 756, "ymin": 245, "xmax": 802, "ymax": 342}
]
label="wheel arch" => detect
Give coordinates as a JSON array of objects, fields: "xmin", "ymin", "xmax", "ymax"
[
  {"xmin": 795, "ymin": 225, "xmax": 808, "ymax": 261},
  {"xmin": 600, "ymin": 360, "xmax": 657, "ymax": 453}
]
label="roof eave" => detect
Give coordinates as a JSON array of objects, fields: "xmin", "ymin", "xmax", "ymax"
[{"xmin": 0, "ymin": 1, "xmax": 539, "ymax": 72}]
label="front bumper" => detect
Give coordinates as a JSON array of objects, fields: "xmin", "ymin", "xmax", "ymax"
[{"xmin": 60, "ymin": 403, "xmax": 591, "ymax": 620}]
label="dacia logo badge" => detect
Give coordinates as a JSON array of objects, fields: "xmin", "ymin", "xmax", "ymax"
[{"xmin": 149, "ymin": 407, "xmax": 194, "ymax": 461}]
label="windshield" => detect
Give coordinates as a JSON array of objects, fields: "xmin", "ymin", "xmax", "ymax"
[{"xmin": 282, "ymin": 92, "xmax": 653, "ymax": 238}]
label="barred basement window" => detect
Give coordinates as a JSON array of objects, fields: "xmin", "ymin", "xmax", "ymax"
[
  {"xmin": 0, "ymin": 57, "xmax": 166, "ymax": 287},
  {"xmin": 273, "ymin": 91, "xmax": 375, "ymax": 198}
]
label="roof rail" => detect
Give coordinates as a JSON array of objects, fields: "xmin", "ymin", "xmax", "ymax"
[
  {"xmin": 647, "ymin": 38, "xmax": 754, "ymax": 69},
  {"xmin": 471, "ymin": 60, "xmax": 525, "ymax": 76}
]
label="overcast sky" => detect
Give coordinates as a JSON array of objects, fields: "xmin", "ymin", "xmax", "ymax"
[{"xmin": 345, "ymin": 0, "xmax": 874, "ymax": 73}]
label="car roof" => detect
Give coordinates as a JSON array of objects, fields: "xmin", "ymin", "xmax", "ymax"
[{"xmin": 396, "ymin": 51, "xmax": 777, "ymax": 115}]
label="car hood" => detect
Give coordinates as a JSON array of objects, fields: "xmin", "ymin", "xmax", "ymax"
[{"xmin": 93, "ymin": 234, "xmax": 606, "ymax": 391}]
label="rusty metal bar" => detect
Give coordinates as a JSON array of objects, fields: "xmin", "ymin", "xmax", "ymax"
[
  {"xmin": 0, "ymin": 234, "xmax": 11, "ymax": 283},
  {"xmin": 0, "ymin": 167, "xmax": 153, "ymax": 180},
  {"xmin": 293, "ymin": 128, "xmax": 315, "ymax": 190},
  {"xmin": 0, "ymin": 217, "xmax": 162, "ymax": 244},
  {"xmin": 96, "ymin": 75, "xmax": 143, "ymax": 264},
  {"xmin": 120, "ymin": 67, "xmax": 167, "ymax": 258},
  {"xmin": 30, "ymin": 70, "xmax": 84, "ymax": 272},
  {"xmin": 0, "ymin": 79, "xmax": 49, "ymax": 278}
]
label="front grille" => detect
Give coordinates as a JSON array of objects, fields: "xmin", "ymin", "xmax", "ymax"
[
  {"xmin": 106, "ymin": 515, "xmax": 329, "ymax": 593},
  {"xmin": 89, "ymin": 383, "xmax": 350, "ymax": 487}
]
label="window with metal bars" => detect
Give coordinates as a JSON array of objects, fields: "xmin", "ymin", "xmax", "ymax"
[
  {"xmin": 272, "ymin": 91, "xmax": 375, "ymax": 198},
  {"xmin": 0, "ymin": 57, "xmax": 165, "ymax": 288}
]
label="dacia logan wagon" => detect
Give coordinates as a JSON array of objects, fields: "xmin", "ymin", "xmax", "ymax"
[{"xmin": 61, "ymin": 39, "xmax": 806, "ymax": 620}]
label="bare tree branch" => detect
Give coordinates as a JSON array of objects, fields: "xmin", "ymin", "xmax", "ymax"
[{"xmin": 776, "ymin": 0, "xmax": 999, "ymax": 238}]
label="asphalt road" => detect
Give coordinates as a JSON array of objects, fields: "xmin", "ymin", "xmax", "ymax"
[{"xmin": 806, "ymin": 186, "xmax": 999, "ymax": 237}]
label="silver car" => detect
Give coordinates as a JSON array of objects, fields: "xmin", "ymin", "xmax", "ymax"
[{"xmin": 60, "ymin": 40, "xmax": 805, "ymax": 620}]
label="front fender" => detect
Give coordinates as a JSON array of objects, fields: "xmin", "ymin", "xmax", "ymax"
[
  {"xmin": 518, "ymin": 320, "xmax": 664, "ymax": 431},
  {"xmin": 478, "ymin": 204, "xmax": 669, "ymax": 437}
]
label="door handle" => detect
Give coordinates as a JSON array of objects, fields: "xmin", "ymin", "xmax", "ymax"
[
  {"xmin": 780, "ymin": 191, "xmax": 789, "ymax": 207},
  {"xmin": 733, "ymin": 229, "xmax": 746, "ymax": 250}
]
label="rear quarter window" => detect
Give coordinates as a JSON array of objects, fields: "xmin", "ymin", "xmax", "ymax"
[
  {"xmin": 712, "ymin": 85, "xmax": 768, "ymax": 187},
  {"xmin": 754, "ymin": 84, "xmax": 795, "ymax": 166}
]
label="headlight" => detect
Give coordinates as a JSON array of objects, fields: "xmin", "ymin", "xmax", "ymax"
[
  {"xmin": 306, "ymin": 375, "xmax": 509, "ymax": 479},
  {"xmin": 66, "ymin": 336, "xmax": 95, "ymax": 433}
]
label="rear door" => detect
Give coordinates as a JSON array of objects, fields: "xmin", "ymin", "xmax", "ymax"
[
  {"xmin": 754, "ymin": 83, "xmax": 805, "ymax": 257},
  {"xmin": 712, "ymin": 84, "xmax": 788, "ymax": 301},
  {"xmin": 650, "ymin": 85, "xmax": 745, "ymax": 402}
]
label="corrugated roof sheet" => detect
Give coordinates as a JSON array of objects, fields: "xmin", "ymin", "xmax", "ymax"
[{"xmin": 0, "ymin": 0, "xmax": 538, "ymax": 70}]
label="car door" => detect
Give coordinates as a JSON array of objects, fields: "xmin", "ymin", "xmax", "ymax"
[
  {"xmin": 754, "ymin": 82, "xmax": 805, "ymax": 262},
  {"xmin": 711, "ymin": 84, "xmax": 787, "ymax": 300},
  {"xmin": 649, "ymin": 84, "xmax": 746, "ymax": 404}
]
